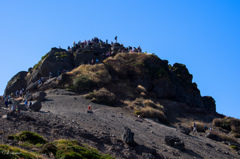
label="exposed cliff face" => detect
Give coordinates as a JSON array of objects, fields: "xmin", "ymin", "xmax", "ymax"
[{"xmin": 4, "ymin": 71, "xmax": 27, "ymax": 96}]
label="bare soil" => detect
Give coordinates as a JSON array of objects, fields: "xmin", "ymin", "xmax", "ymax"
[{"xmin": 0, "ymin": 89, "xmax": 239, "ymax": 159}]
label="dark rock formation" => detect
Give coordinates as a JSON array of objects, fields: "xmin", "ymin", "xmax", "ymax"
[
  {"xmin": 74, "ymin": 49, "xmax": 94, "ymax": 66},
  {"xmin": 177, "ymin": 125, "xmax": 191, "ymax": 135},
  {"xmin": 165, "ymin": 135, "xmax": 185, "ymax": 150},
  {"xmin": 205, "ymin": 132, "xmax": 222, "ymax": 141},
  {"xmin": 26, "ymin": 81, "xmax": 39, "ymax": 92},
  {"xmin": 4, "ymin": 71, "xmax": 27, "ymax": 96},
  {"xmin": 32, "ymin": 91, "xmax": 46, "ymax": 101},
  {"xmin": 202, "ymin": 96, "xmax": 216, "ymax": 113},
  {"xmin": 29, "ymin": 101, "xmax": 42, "ymax": 112},
  {"xmin": 25, "ymin": 92, "xmax": 33, "ymax": 101},
  {"xmin": 122, "ymin": 127, "xmax": 135, "ymax": 146}
]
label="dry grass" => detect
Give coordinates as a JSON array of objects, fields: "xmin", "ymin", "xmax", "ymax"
[
  {"xmin": 135, "ymin": 106, "xmax": 167, "ymax": 124},
  {"xmin": 136, "ymin": 85, "xmax": 148, "ymax": 93},
  {"xmin": 212, "ymin": 117, "xmax": 240, "ymax": 134},
  {"xmin": 67, "ymin": 64, "xmax": 112, "ymax": 90},
  {"xmin": 211, "ymin": 131, "xmax": 237, "ymax": 142}
]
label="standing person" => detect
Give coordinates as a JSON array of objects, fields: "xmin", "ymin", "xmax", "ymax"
[
  {"xmin": 49, "ymin": 72, "xmax": 52, "ymax": 79},
  {"xmin": 115, "ymin": 36, "xmax": 117, "ymax": 43},
  {"xmin": 4, "ymin": 100, "xmax": 8, "ymax": 108},
  {"xmin": 19, "ymin": 90, "xmax": 23, "ymax": 97},
  {"xmin": 193, "ymin": 123, "xmax": 197, "ymax": 135}
]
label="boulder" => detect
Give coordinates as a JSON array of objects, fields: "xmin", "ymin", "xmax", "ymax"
[
  {"xmin": 202, "ymin": 96, "xmax": 216, "ymax": 113},
  {"xmin": 177, "ymin": 125, "xmax": 191, "ymax": 135},
  {"xmin": 32, "ymin": 91, "xmax": 46, "ymax": 101},
  {"xmin": 26, "ymin": 81, "xmax": 39, "ymax": 92},
  {"xmin": 18, "ymin": 104, "xmax": 28, "ymax": 111},
  {"xmin": 141, "ymin": 153, "xmax": 156, "ymax": 159},
  {"xmin": 2, "ymin": 114, "xmax": 8, "ymax": 119},
  {"xmin": 4, "ymin": 71, "xmax": 28, "ymax": 96},
  {"xmin": 25, "ymin": 92, "xmax": 33, "ymax": 101},
  {"xmin": 122, "ymin": 127, "xmax": 135, "ymax": 146},
  {"xmin": 165, "ymin": 135, "xmax": 185, "ymax": 150},
  {"xmin": 29, "ymin": 101, "xmax": 42, "ymax": 112},
  {"xmin": 205, "ymin": 132, "xmax": 222, "ymax": 141}
]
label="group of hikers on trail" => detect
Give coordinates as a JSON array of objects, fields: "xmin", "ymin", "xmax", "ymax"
[{"xmin": 192, "ymin": 122, "xmax": 212, "ymax": 135}]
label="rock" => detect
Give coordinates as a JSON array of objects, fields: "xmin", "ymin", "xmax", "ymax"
[
  {"xmin": 237, "ymin": 150, "xmax": 240, "ymax": 155},
  {"xmin": 165, "ymin": 135, "xmax": 185, "ymax": 150},
  {"xmin": 74, "ymin": 49, "xmax": 94, "ymax": 67},
  {"xmin": 177, "ymin": 126, "xmax": 191, "ymax": 135},
  {"xmin": 122, "ymin": 127, "xmax": 135, "ymax": 146},
  {"xmin": 26, "ymin": 81, "xmax": 39, "ymax": 92},
  {"xmin": 25, "ymin": 92, "xmax": 33, "ymax": 101},
  {"xmin": 202, "ymin": 96, "xmax": 216, "ymax": 113},
  {"xmin": 205, "ymin": 132, "xmax": 222, "ymax": 141},
  {"xmin": 141, "ymin": 153, "xmax": 155, "ymax": 159},
  {"xmin": 4, "ymin": 71, "xmax": 28, "ymax": 96},
  {"xmin": 206, "ymin": 143, "xmax": 213, "ymax": 148},
  {"xmin": 2, "ymin": 115, "xmax": 8, "ymax": 119},
  {"xmin": 32, "ymin": 91, "xmax": 46, "ymax": 101},
  {"xmin": 29, "ymin": 101, "xmax": 42, "ymax": 111},
  {"xmin": 18, "ymin": 104, "xmax": 28, "ymax": 111}
]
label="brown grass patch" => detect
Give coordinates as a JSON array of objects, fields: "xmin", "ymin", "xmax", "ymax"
[
  {"xmin": 212, "ymin": 117, "xmax": 240, "ymax": 133},
  {"xmin": 135, "ymin": 107, "xmax": 168, "ymax": 124},
  {"xmin": 67, "ymin": 64, "xmax": 112, "ymax": 90},
  {"xmin": 211, "ymin": 131, "xmax": 237, "ymax": 142}
]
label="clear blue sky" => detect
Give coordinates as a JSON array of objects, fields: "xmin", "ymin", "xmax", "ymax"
[{"xmin": 0, "ymin": 1, "xmax": 239, "ymax": 119}]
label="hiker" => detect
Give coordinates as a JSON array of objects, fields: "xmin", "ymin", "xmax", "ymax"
[
  {"xmin": 25, "ymin": 100, "xmax": 28, "ymax": 107},
  {"xmin": 193, "ymin": 123, "xmax": 197, "ymax": 135},
  {"xmin": 16, "ymin": 105, "xmax": 20, "ymax": 114},
  {"xmin": 4, "ymin": 100, "xmax": 8, "ymax": 108},
  {"xmin": 88, "ymin": 105, "xmax": 92, "ymax": 111},
  {"xmin": 204, "ymin": 125, "xmax": 208, "ymax": 131},
  {"xmin": 58, "ymin": 70, "xmax": 61, "ymax": 76},
  {"xmin": 15, "ymin": 90, "xmax": 19, "ymax": 98},
  {"xmin": 29, "ymin": 101, "xmax": 32, "ymax": 108},
  {"xmin": 11, "ymin": 105, "xmax": 15, "ymax": 111},
  {"xmin": 19, "ymin": 90, "xmax": 23, "ymax": 97},
  {"xmin": 115, "ymin": 36, "xmax": 117, "ymax": 43},
  {"xmin": 49, "ymin": 72, "xmax": 52, "ymax": 79}
]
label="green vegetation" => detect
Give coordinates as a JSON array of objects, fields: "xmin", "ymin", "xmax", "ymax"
[
  {"xmin": 53, "ymin": 139, "xmax": 114, "ymax": 159},
  {"xmin": 73, "ymin": 75, "xmax": 93, "ymax": 91},
  {"xmin": 0, "ymin": 144, "xmax": 43, "ymax": 159},
  {"xmin": 33, "ymin": 53, "xmax": 49, "ymax": 70},
  {"xmin": 230, "ymin": 145, "xmax": 239, "ymax": 151},
  {"xmin": 13, "ymin": 131, "xmax": 47, "ymax": 145},
  {"xmin": 6, "ymin": 131, "xmax": 114, "ymax": 159}
]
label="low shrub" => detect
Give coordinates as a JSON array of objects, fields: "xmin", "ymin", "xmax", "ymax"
[
  {"xmin": 73, "ymin": 75, "xmax": 93, "ymax": 91},
  {"xmin": 212, "ymin": 131, "xmax": 237, "ymax": 142},
  {"xmin": 230, "ymin": 145, "xmax": 239, "ymax": 151},
  {"xmin": 0, "ymin": 144, "xmax": 43, "ymax": 159},
  {"xmin": 213, "ymin": 117, "xmax": 240, "ymax": 133},
  {"xmin": 53, "ymin": 139, "xmax": 114, "ymax": 159},
  {"xmin": 14, "ymin": 131, "xmax": 47, "ymax": 145}
]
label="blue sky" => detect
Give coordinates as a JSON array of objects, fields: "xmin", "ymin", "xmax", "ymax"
[{"xmin": 0, "ymin": 1, "xmax": 239, "ymax": 119}]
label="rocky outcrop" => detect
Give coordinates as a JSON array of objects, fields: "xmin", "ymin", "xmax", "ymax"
[
  {"xmin": 122, "ymin": 127, "xmax": 135, "ymax": 146},
  {"xmin": 165, "ymin": 135, "xmax": 185, "ymax": 150},
  {"xmin": 202, "ymin": 96, "xmax": 216, "ymax": 113},
  {"xmin": 32, "ymin": 91, "xmax": 46, "ymax": 101},
  {"xmin": 26, "ymin": 48, "xmax": 74, "ymax": 85},
  {"xmin": 29, "ymin": 101, "xmax": 42, "ymax": 112},
  {"xmin": 4, "ymin": 71, "xmax": 27, "ymax": 96}
]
